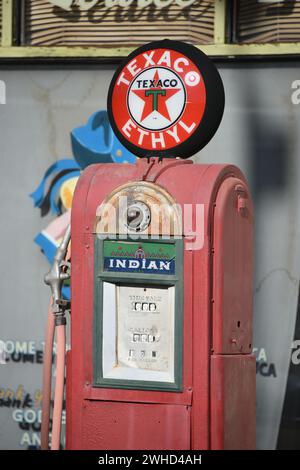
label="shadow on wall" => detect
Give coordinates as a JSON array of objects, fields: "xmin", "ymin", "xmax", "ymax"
[
  {"xmin": 242, "ymin": 69, "xmax": 300, "ymax": 450},
  {"xmin": 246, "ymin": 94, "xmax": 289, "ymax": 198},
  {"xmin": 277, "ymin": 291, "xmax": 300, "ymax": 449}
]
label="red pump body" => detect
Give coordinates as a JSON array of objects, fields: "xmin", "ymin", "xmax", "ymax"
[{"xmin": 66, "ymin": 158, "xmax": 255, "ymax": 450}]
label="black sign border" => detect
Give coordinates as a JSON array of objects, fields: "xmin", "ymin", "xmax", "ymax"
[{"xmin": 107, "ymin": 39, "xmax": 225, "ymax": 159}]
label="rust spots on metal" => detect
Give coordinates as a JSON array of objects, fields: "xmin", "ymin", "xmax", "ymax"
[{"xmin": 94, "ymin": 181, "xmax": 182, "ymax": 236}]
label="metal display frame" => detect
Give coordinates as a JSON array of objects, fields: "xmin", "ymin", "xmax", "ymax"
[{"xmin": 93, "ymin": 236, "xmax": 184, "ymax": 392}]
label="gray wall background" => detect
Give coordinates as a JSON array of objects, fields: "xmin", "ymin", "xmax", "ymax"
[{"xmin": 0, "ymin": 63, "xmax": 299, "ymax": 449}]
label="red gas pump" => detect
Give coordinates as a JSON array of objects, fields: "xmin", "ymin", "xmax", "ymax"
[{"xmin": 42, "ymin": 40, "xmax": 255, "ymax": 450}]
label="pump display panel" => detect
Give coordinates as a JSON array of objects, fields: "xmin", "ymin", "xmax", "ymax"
[
  {"xmin": 94, "ymin": 238, "xmax": 183, "ymax": 391},
  {"xmin": 102, "ymin": 283, "xmax": 175, "ymax": 383}
]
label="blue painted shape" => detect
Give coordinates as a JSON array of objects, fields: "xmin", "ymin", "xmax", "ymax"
[
  {"xmin": 49, "ymin": 170, "xmax": 80, "ymax": 215},
  {"xmin": 61, "ymin": 286, "xmax": 70, "ymax": 301},
  {"xmin": 34, "ymin": 232, "xmax": 57, "ymax": 265},
  {"xmin": 71, "ymin": 110, "xmax": 136, "ymax": 168},
  {"xmin": 111, "ymin": 138, "xmax": 137, "ymax": 164},
  {"xmin": 29, "ymin": 159, "xmax": 80, "ymax": 207}
]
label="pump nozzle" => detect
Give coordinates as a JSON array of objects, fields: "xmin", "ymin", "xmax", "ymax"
[{"xmin": 44, "ymin": 224, "xmax": 71, "ymax": 314}]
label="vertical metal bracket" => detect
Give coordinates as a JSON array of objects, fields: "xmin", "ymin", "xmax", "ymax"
[
  {"xmin": 214, "ymin": 0, "xmax": 227, "ymax": 45},
  {"xmin": 1, "ymin": 0, "xmax": 13, "ymax": 47}
]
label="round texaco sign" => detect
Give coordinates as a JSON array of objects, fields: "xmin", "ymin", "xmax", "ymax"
[{"xmin": 107, "ymin": 40, "xmax": 224, "ymax": 159}]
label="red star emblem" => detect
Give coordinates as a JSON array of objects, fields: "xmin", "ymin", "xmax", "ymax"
[{"xmin": 132, "ymin": 70, "xmax": 181, "ymax": 122}]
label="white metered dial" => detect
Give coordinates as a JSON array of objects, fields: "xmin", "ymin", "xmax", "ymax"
[
  {"xmin": 126, "ymin": 201, "xmax": 151, "ymax": 232},
  {"xmin": 117, "ymin": 285, "xmax": 174, "ymax": 374}
]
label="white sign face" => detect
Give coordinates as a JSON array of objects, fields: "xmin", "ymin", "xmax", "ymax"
[
  {"xmin": 127, "ymin": 67, "xmax": 186, "ymax": 131},
  {"xmin": 102, "ymin": 282, "xmax": 175, "ymax": 383}
]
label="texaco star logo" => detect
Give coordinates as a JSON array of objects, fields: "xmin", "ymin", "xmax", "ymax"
[
  {"xmin": 128, "ymin": 68, "xmax": 185, "ymax": 131},
  {"xmin": 110, "ymin": 47, "xmax": 207, "ymax": 153}
]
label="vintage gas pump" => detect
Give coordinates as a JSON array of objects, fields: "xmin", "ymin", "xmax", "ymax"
[{"xmin": 43, "ymin": 40, "xmax": 255, "ymax": 450}]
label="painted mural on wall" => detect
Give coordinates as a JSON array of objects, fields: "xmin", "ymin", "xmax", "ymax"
[{"xmin": 30, "ymin": 109, "xmax": 136, "ymax": 300}]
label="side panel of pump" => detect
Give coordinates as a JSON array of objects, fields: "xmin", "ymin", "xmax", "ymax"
[
  {"xmin": 211, "ymin": 355, "xmax": 256, "ymax": 450},
  {"xmin": 212, "ymin": 177, "xmax": 254, "ymax": 355},
  {"xmin": 210, "ymin": 176, "xmax": 255, "ymax": 449}
]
